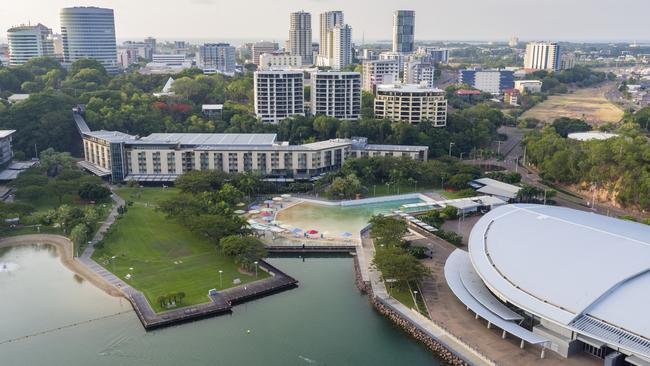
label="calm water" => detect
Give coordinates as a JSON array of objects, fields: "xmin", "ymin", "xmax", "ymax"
[
  {"xmin": 0, "ymin": 245, "xmax": 443, "ymax": 366},
  {"xmin": 277, "ymin": 198, "xmax": 423, "ymax": 239}
]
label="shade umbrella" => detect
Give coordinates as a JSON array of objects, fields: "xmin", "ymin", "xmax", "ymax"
[
  {"xmin": 281, "ymin": 194, "xmax": 291, "ymax": 198},
  {"xmin": 279, "ymin": 223, "xmax": 293, "ymax": 229},
  {"xmin": 272, "ymin": 197, "xmax": 283, "ymax": 201},
  {"xmin": 236, "ymin": 202, "xmax": 246, "ymax": 207},
  {"xmin": 270, "ymin": 220, "xmax": 283, "ymax": 225},
  {"xmin": 234, "ymin": 209, "xmax": 246, "ymax": 215},
  {"xmin": 247, "ymin": 209, "xmax": 260, "ymax": 214},
  {"xmin": 263, "ymin": 216, "xmax": 273, "ymax": 221},
  {"xmin": 306, "ymin": 229, "xmax": 318, "ymax": 235},
  {"xmin": 261, "ymin": 211, "xmax": 272, "ymax": 217},
  {"xmin": 250, "ymin": 204, "xmax": 262, "ymax": 210},
  {"xmin": 291, "ymin": 228, "xmax": 303, "ymax": 234},
  {"xmin": 260, "ymin": 207, "xmax": 274, "ymax": 212},
  {"xmin": 342, "ymin": 232, "xmax": 353, "ymax": 238},
  {"xmin": 264, "ymin": 200, "xmax": 274, "ymax": 205}
]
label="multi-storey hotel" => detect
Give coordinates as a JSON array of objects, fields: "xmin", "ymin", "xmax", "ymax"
[
  {"xmin": 6, "ymin": 24, "xmax": 55, "ymax": 66},
  {"xmin": 374, "ymin": 84, "xmax": 447, "ymax": 126},
  {"xmin": 310, "ymin": 72, "xmax": 361, "ymax": 120},
  {"xmin": 80, "ymin": 131, "xmax": 428, "ymax": 182},
  {"xmin": 254, "ymin": 70, "xmax": 305, "ymax": 123}
]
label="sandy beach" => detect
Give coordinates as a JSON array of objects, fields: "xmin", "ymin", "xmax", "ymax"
[{"xmin": 0, "ymin": 234, "xmax": 124, "ymax": 298}]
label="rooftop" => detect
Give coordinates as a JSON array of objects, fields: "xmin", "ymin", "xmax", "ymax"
[
  {"xmin": 0, "ymin": 130, "xmax": 16, "ymax": 139},
  {"xmin": 141, "ymin": 133, "xmax": 278, "ymax": 146},
  {"xmin": 83, "ymin": 130, "xmax": 137, "ymax": 143},
  {"xmin": 468, "ymin": 204, "xmax": 650, "ymax": 357},
  {"xmin": 472, "ymin": 178, "xmax": 521, "ymax": 199},
  {"xmin": 568, "ymin": 132, "xmax": 619, "ymax": 141},
  {"xmin": 376, "ymin": 84, "xmax": 445, "ymax": 94}
]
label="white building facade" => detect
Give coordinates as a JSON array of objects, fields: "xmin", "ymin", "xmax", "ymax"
[
  {"xmin": 330, "ymin": 24, "xmax": 353, "ymax": 70},
  {"xmin": 7, "ymin": 24, "xmax": 55, "ymax": 66},
  {"xmin": 258, "ymin": 53, "xmax": 302, "ymax": 70},
  {"xmin": 60, "ymin": 7, "xmax": 118, "ymax": 74},
  {"xmin": 362, "ymin": 59, "xmax": 399, "ymax": 92},
  {"xmin": 254, "ymin": 70, "xmax": 305, "ymax": 123},
  {"xmin": 403, "ymin": 60, "xmax": 435, "ymax": 88},
  {"xmin": 252, "ymin": 41, "xmax": 278, "ymax": 66},
  {"xmin": 524, "ymin": 42, "xmax": 560, "ymax": 72},
  {"xmin": 311, "ymin": 72, "xmax": 361, "ymax": 120}
]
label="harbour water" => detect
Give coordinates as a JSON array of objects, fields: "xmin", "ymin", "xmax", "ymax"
[{"xmin": 0, "ymin": 245, "xmax": 444, "ymax": 366}]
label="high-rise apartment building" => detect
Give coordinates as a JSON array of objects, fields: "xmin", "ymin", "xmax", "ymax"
[
  {"xmin": 60, "ymin": 7, "xmax": 118, "ymax": 74},
  {"xmin": 252, "ymin": 41, "xmax": 279, "ymax": 65},
  {"xmin": 254, "ymin": 70, "xmax": 305, "ymax": 123},
  {"xmin": 6, "ymin": 24, "xmax": 55, "ymax": 66},
  {"xmin": 508, "ymin": 36, "xmax": 519, "ymax": 47},
  {"xmin": 403, "ymin": 60, "xmax": 435, "ymax": 88},
  {"xmin": 392, "ymin": 10, "xmax": 415, "ymax": 53},
  {"xmin": 330, "ymin": 24, "xmax": 353, "ymax": 70},
  {"xmin": 374, "ymin": 84, "xmax": 447, "ymax": 126},
  {"xmin": 523, "ymin": 42, "xmax": 560, "ymax": 72},
  {"xmin": 311, "ymin": 72, "xmax": 361, "ymax": 120},
  {"xmin": 319, "ymin": 11, "xmax": 344, "ymax": 58},
  {"xmin": 198, "ymin": 43, "xmax": 236, "ymax": 74},
  {"xmin": 289, "ymin": 11, "xmax": 313, "ymax": 65},
  {"xmin": 362, "ymin": 59, "xmax": 399, "ymax": 92}
]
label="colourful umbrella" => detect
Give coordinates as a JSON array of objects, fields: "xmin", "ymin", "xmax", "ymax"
[
  {"xmin": 261, "ymin": 211, "xmax": 272, "ymax": 217},
  {"xmin": 342, "ymin": 232, "xmax": 353, "ymax": 237},
  {"xmin": 306, "ymin": 229, "xmax": 318, "ymax": 235}
]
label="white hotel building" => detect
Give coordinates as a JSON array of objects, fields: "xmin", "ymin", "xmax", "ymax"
[
  {"xmin": 80, "ymin": 131, "xmax": 428, "ymax": 182},
  {"xmin": 254, "ymin": 70, "xmax": 305, "ymax": 123},
  {"xmin": 310, "ymin": 72, "xmax": 361, "ymax": 120}
]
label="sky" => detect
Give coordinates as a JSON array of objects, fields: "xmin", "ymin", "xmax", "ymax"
[{"xmin": 2, "ymin": 0, "xmax": 649, "ymax": 44}]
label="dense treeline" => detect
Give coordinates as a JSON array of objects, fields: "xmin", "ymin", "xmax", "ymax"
[
  {"xmin": 523, "ymin": 115, "xmax": 650, "ymax": 210},
  {"xmin": 1, "ymin": 56, "xmax": 505, "ymax": 160},
  {"xmin": 527, "ymin": 65, "xmax": 615, "ymax": 94}
]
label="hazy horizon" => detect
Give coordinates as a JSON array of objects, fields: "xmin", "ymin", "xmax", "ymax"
[{"xmin": 2, "ymin": 0, "xmax": 649, "ymax": 44}]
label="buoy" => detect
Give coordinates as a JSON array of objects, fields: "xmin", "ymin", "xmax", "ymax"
[{"xmin": 246, "ymin": 329, "xmax": 251, "ymax": 334}]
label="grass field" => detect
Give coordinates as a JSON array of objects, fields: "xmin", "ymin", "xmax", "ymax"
[
  {"xmin": 93, "ymin": 188, "xmax": 266, "ymax": 313},
  {"xmin": 521, "ymin": 83, "xmax": 623, "ymax": 125}
]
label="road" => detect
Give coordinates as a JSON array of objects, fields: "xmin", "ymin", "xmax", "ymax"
[{"xmin": 464, "ymin": 126, "xmax": 636, "ymax": 219}]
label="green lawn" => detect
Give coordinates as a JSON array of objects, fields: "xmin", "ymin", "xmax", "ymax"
[
  {"xmin": 93, "ymin": 188, "xmax": 266, "ymax": 313},
  {"xmin": 0, "ymin": 225, "xmax": 63, "ymax": 237},
  {"xmin": 389, "ymin": 283, "xmax": 429, "ymax": 318},
  {"xmin": 440, "ymin": 190, "xmax": 476, "ymax": 200},
  {"xmin": 116, "ymin": 187, "xmax": 180, "ymax": 205}
]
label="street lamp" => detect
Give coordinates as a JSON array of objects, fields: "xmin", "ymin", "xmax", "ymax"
[
  {"xmin": 111, "ymin": 255, "xmax": 116, "ymax": 273},
  {"xmin": 459, "ymin": 152, "xmax": 464, "ymax": 160},
  {"xmin": 386, "ymin": 182, "xmax": 391, "ymax": 195},
  {"xmin": 219, "ymin": 270, "xmax": 223, "ymax": 288},
  {"xmin": 254, "ymin": 261, "xmax": 258, "ymax": 279},
  {"xmin": 448, "ymin": 142, "xmax": 455, "ymax": 157}
]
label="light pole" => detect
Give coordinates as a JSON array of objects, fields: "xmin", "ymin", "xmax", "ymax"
[
  {"xmin": 254, "ymin": 261, "xmax": 258, "ymax": 279},
  {"xmin": 111, "ymin": 255, "xmax": 116, "ymax": 273},
  {"xmin": 459, "ymin": 152, "xmax": 464, "ymax": 160},
  {"xmin": 494, "ymin": 140, "xmax": 502, "ymax": 156},
  {"xmin": 373, "ymin": 185, "xmax": 376, "ymax": 196},
  {"xmin": 219, "ymin": 270, "xmax": 223, "ymax": 288},
  {"xmin": 441, "ymin": 176, "xmax": 445, "ymax": 190},
  {"xmin": 386, "ymin": 182, "xmax": 391, "ymax": 195},
  {"xmin": 448, "ymin": 142, "xmax": 455, "ymax": 157}
]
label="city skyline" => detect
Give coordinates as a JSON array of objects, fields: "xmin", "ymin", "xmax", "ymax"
[{"xmin": 2, "ymin": 0, "xmax": 650, "ymax": 44}]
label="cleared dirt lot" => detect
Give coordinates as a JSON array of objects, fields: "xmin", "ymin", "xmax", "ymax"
[{"xmin": 522, "ymin": 83, "xmax": 623, "ymax": 125}]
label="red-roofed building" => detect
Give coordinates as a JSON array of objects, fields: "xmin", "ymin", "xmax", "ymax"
[{"xmin": 455, "ymin": 89, "xmax": 482, "ymax": 96}]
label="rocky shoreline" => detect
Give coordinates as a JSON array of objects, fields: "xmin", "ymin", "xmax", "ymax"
[{"xmin": 353, "ymin": 255, "xmax": 470, "ymax": 366}]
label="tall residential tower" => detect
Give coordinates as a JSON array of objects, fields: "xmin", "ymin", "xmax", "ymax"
[
  {"xmin": 523, "ymin": 42, "xmax": 560, "ymax": 72},
  {"xmin": 392, "ymin": 10, "xmax": 415, "ymax": 53},
  {"xmin": 289, "ymin": 11, "xmax": 313, "ymax": 65},
  {"xmin": 319, "ymin": 11, "xmax": 344, "ymax": 59}
]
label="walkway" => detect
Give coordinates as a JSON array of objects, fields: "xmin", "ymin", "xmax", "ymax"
[
  {"xmin": 417, "ymin": 234, "xmax": 598, "ymax": 366},
  {"xmin": 359, "ymin": 231, "xmax": 495, "ymax": 366}
]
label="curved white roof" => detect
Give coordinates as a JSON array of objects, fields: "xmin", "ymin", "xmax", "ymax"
[
  {"xmin": 567, "ymin": 131, "xmax": 618, "ymax": 141},
  {"xmin": 468, "ymin": 204, "xmax": 650, "ymax": 356}
]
